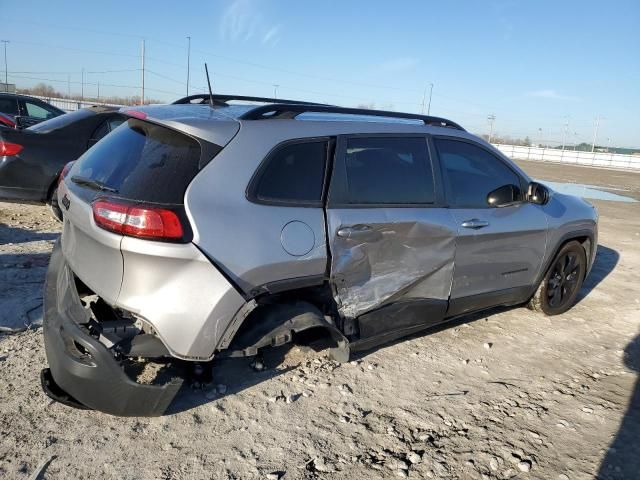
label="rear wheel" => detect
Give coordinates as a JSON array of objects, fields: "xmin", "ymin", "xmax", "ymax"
[{"xmin": 529, "ymin": 241, "xmax": 586, "ymax": 316}]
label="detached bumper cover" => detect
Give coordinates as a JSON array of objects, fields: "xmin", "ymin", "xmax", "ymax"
[{"xmin": 42, "ymin": 240, "xmax": 182, "ymax": 416}]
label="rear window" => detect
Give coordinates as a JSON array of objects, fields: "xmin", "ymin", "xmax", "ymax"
[{"xmin": 71, "ymin": 119, "xmax": 204, "ymax": 204}]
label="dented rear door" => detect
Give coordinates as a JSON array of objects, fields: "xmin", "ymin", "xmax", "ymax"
[{"xmin": 326, "ymin": 134, "xmax": 457, "ymax": 339}]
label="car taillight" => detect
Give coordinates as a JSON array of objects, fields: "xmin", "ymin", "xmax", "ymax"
[
  {"xmin": 0, "ymin": 116, "xmax": 16, "ymax": 129},
  {"xmin": 58, "ymin": 161, "xmax": 75, "ymax": 185},
  {"xmin": 92, "ymin": 199, "xmax": 184, "ymax": 241},
  {"xmin": 0, "ymin": 141, "xmax": 23, "ymax": 156}
]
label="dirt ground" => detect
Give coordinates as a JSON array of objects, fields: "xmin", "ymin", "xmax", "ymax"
[{"xmin": 0, "ymin": 160, "xmax": 639, "ymax": 480}]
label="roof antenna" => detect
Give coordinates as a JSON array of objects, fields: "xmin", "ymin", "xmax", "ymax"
[{"xmin": 204, "ymin": 63, "xmax": 214, "ymax": 107}]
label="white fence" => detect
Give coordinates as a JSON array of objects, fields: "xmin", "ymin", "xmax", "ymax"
[
  {"xmin": 30, "ymin": 95, "xmax": 124, "ymax": 112},
  {"xmin": 493, "ymin": 144, "xmax": 640, "ymax": 171}
]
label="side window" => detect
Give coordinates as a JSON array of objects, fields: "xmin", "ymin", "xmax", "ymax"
[
  {"xmin": 434, "ymin": 139, "xmax": 522, "ymax": 208},
  {"xmin": 0, "ymin": 97, "xmax": 19, "ymax": 115},
  {"xmin": 340, "ymin": 136, "xmax": 434, "ymax": 204},
  {"xmin": 25, "ymin": 101, "xmax": 57, "ymax": 119},
  {"xmin": 251, "ymin": 140, "xmax": 328, "ymax": 205}
]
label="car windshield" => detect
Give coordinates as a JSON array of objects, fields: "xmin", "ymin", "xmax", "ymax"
[{"xmin": 27, "ymin": 109, "xmax": 93, "ymax": 133}]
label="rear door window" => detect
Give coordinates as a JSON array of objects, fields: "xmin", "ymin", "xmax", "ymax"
[
  {"xmin": 70, "ymin": 119, "xmax": 206, "ymax": 204},
  {"xmin": 250, "ymin": 139, "xmax": 328, "ymax": 206},
  {"xmin": 332, "ymin": 136, "xmax": 435, "ymax": 205}
]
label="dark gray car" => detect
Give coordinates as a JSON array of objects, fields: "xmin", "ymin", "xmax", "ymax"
[{"xmin": 41, "ymin": 96, "xmax": 598, "ymax": 416}]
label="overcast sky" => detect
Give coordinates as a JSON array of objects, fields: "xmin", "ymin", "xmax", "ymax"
[{"xmin": 1, "ymin": 0, "xmax": 638, "ymax": 146}]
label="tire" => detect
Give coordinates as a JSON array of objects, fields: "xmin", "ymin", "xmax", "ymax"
[
  {"xmin": 529, "ymin": 241, "xmax": 586, "ymax": 316},
  {"xmin": 49, "ymin": 186, "xmax": 63, "ymax": 222}
]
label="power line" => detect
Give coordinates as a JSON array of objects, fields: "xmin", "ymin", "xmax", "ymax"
[{"xmin": 7, "ymin": 73, "xmax": 183, "ymax": 96}]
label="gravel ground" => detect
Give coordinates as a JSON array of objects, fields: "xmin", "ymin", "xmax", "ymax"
[{"xmin": 0, "ymin": 161, "xmax": 639, "ymax": 480}]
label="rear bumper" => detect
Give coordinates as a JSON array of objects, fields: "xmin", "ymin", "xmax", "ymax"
[{"xmin": 42, "ymin": 240, "xmax": 183, "ymax": 416}]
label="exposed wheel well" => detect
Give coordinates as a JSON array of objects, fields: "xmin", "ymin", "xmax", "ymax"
[{"xmin": 221, "ymin": 286, "xmax": 350, "ymax": 362}]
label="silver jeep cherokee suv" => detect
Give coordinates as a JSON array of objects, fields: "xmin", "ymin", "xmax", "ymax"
[{"xmin": 41, "ymin": 95, "xmax": 598, "ymax": 416}]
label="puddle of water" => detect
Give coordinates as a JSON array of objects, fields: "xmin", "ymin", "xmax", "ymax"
[{"xmin": 540, "ymin": 181, "xmax": 638, "ymax": 203}]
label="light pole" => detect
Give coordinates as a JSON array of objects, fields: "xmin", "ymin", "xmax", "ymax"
[
  {"xmin": 1, "ymin": 40, "xmax": 9, "ymax": 92},
  {"xmin": 537, "ymin": 127, "xmax": 543, "ymax": 147},
  {"xmin": 186, "ymin": 36, "xmax": 191, "ymax": 96},
  {"xmin": 141, "ymin": 39, "xmax": 145, "ymax": 105},
  {"xmin": 273, "ymin": 84, "xmax": 279, "ymax": 99},
  {"xmin": 427, "ymin": 83, "xmax": 434, "ymax": 115},
  {"xmin": 591, "ymin": 115, "xmax": 601, "ymax": 153},
  {"xmin": 487, "ymin": 114, "xmax": 496, "ymax": 143},
  {"xmin": 561, "ymin": 117, "xmax": 570, "ymax": 151}
]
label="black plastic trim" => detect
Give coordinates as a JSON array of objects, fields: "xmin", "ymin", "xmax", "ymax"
[
  {"xmin": 446, "ymin": 286, "xmax": 531, "ymax": 318},
  {"xmin": 357, "ymin": 298, "xmax": 448, "ymax": 339},
  {"xmin": 239, "ymin": 104, "xmax": 465, "ymax": 130},
  {"xmin": 249, "ymin": 274, "xmax": 327, "ymax": 298},
  {"xmin": 172, "ymin": 94, "xmax": 331, "ymax": 107},
  {"xmin": 42, "ymin": 241, "xmax": 183, "ymax": 416}
]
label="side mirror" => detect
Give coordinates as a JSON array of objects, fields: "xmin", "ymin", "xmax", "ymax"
[
  {"xmin": 527, "ymin": 182, "xmax": 550, "ymax": 205},
  {"xmin": 487, "ymin": 184, "xmax": 520, "ymax": 207}
]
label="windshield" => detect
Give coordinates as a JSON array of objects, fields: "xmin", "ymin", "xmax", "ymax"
[{"xmin": 28, "ymin": 109, "xmax": 94, "ymax": 133}]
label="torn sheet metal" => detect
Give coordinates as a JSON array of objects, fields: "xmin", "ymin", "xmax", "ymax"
[{"xmin": 326, "ymin": 208, "xmax": 458, "ymax": 319}]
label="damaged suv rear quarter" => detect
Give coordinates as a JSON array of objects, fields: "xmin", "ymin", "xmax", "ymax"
[{"xmin": 42, "ymin": 97, "xmax": 597, "ymax": 416}]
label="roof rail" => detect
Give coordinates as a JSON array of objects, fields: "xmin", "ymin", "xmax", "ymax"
[
  {"xmin": 238, "ymin": 104, "xmax": 465, "ymax": 130},
  {"xmin": 172, "ymin": 94, "xmax": 331, "ymax": 107}
]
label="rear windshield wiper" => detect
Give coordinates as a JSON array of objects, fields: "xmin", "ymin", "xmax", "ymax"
[{"xmin": 70, "ymin": 175, "xmax": 118, "ymax": 193}]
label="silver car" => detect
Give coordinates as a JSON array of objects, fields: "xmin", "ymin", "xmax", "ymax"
[{"xmin": 41, "ymin": 95, "xmax": 598, "ymax": 416}]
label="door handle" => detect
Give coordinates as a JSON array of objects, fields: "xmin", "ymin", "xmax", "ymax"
[
  {"xmin": 461, "ymin": 219, "xmax": 490, "ymax": 229},
  {"xmin": 337, "ymin": 225, "xmax": 373, "ymax": 239}
]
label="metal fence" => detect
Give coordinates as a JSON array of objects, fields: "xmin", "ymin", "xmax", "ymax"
[
  {"xmin": 29, "ymin": 95, "xmax": 124, "ymax": 112},
  {"xmin": 493, "ymin": 144, "xmax": 640, "ymax": 171}
]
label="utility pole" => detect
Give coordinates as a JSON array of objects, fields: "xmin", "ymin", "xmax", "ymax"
[
  {"xmin": 427, "ymin": 82, "xmax": 434, "ymax": 115},
  {"xmin": 67, "ymin": 75, "xmax": 71, "ymax": 98},
  {"xmin": 81, "ymin": 68, "xmax": 84, "ymax": 101},
  {"xmin": 561, "ymin": 117, "xmax": 570, "ymax": 151},
  {"xmin": 1, "ymin": 40, "xmax": 8, "ymax": 92},
  {"xmin": 97, "ymin": 82, "xmax": 100, "ymax": 102},
  {"xmin": 186, "ymin": 36, "xmax": 191, "ymax": 96},
  {"xmin": 273, "ymin": 84, "xmax": 279, "ymax": 99},
  {"xmin": 487, "ymin": 114, "xmax": 496, "ymax": 143},
  {"xmin": 538, "ymin": 127, "xmax": 543, "ymax": 147},
  {"xmin": 141, "ymin": 39, "xmax": 146, "ymax": 105},
  {"xmin": 591, "ymin": 115, "xmax": 600, "ymax": 153}
]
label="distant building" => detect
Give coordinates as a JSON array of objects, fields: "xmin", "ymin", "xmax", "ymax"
[{"xmin": 0, "ymin": 83, "xmax": 16, "ymax": 93}]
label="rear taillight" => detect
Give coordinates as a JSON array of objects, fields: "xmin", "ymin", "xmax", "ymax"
[
  {"xmin": 92, "ymin": 199, "xmax": 184, "ymax": 241},
  {"xmin": 58, "ymin": 161, "xmax": 75, "ymax": 185},
  {"xmin": 0, "ymin": 141, "xmax": 23, "ymax": 156},
  {"xmin": 0, "ymin": 116, "xmax": 16, "ymax": 129}
]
